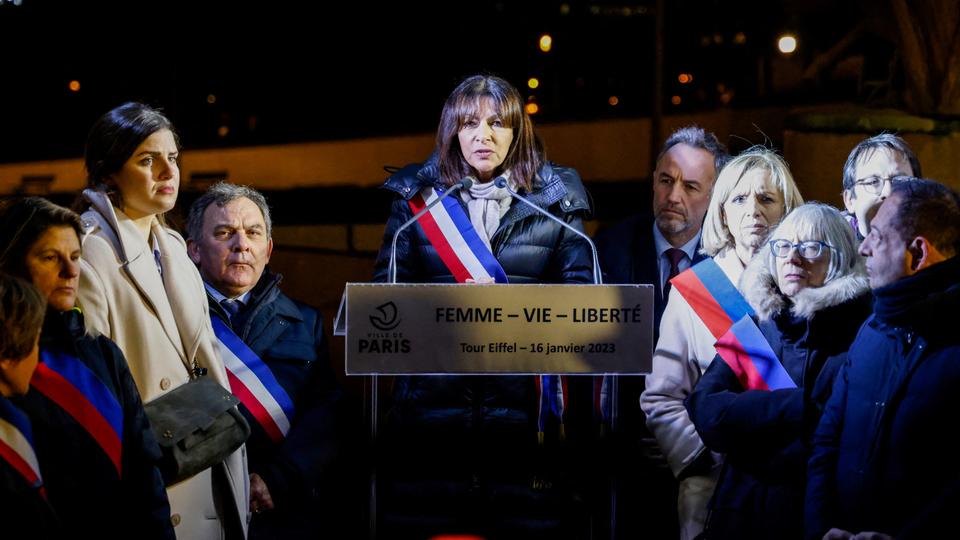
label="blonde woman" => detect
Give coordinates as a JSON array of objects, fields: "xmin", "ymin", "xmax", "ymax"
[{"xmin": 640, "ymin": 147, "xmax": 803, "ymax": 539}]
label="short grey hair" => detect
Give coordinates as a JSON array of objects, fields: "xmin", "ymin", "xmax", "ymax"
[
  {"xmin": 842, "ymin": 133, "xmax": 921, "ymax": 191},
  {"xmin": 658, "ymin": 125, "xmax": 731, "ymax": 177},
  {"xmin": 700, "ymin": 147, "xmax": 804, "ymax": 256},
  {"xmin": 763, "ymin": 202, "xmax": 861, "ymax": 285},
  {"xmin": 186, "ymin": 182, "xmax": 272, "ymax": 242}
]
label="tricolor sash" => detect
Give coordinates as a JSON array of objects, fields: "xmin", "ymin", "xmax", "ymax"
[
  {"xmin": 0, "ymin": 397, "xmax": 44, "ymax": 498},
  {"xmin": 408, "ymin": 186, "xmax": 508, "ymax": 283},
  {"xmin": 670, "ymin": 258, "xmax": 754, "ymax": 340},
  {"xmin": 716, "ymin": 316, "xmax": 796, "ymax": 391},
  {"xmin": 593, "ymin": 377, "xmax": 610, "ymax": 434},
  {"xmin": 31, "ymin": 350, "xmax": 123, "ymax": 476},
  {"xmin": 671, "ymin": 258, "xmax": 794, "ymax": 391},
  {"xmin": 536, "ymin": 375, "xmax": 568, "ymax": 443},
  {"xmin": 212, "ymin": 316, "xmax": 294, "ymax": 443}
]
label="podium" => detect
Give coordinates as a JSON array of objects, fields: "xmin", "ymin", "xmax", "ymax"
[{"xmin": 334, "ymin": 283, "xmax": 654, "ymax": 539}]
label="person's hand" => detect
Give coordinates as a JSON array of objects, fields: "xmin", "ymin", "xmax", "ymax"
[
  {"xmin": 249, "ymin": 473, "xmax": 274, "ymax": 514},
  {"xmin": 851, "ymin": 533, "xmax": 893, "ymax": 540},
  {"xmin": 464, "ymin": 277, "xmax": 495, "ymax": 284},
  {"xmin": 822, "ymin": 529, "xmax": 855, "ymax": 540}
]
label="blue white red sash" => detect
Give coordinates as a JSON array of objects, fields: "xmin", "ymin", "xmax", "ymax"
[
  {"xmin": 408, "ymin": 186, "xmax": 508, "ymax": 283},
  {"xmin": 671, "ymin": 259, "xmax": 794, "ymax": 391},
  {"xmin": 670, "ymin": 258, "xmax": 754, "ymax": 340},
  {"xmin": 536, "ymin": 375, "xmax": 568, "ymax": 443},
  {"xmin": 715, "ymin": 316, "xmax": 796, "ymax": 391},
  {"xmin": 31, "ymin": 350, "xmax": 124, "ymax": 476},
  {"xmin": 0, "ymin": 396, "xmax": 44, "ymax": 498},
  {"xmin": 212, "ymin": 316, "xmax": 294, "ymax": 443}
]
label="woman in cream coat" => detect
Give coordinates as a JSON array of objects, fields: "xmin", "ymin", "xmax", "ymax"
[
  {"xmin": 640, "ymin": 147, "xmax": 803, "ymax": 540},
  {"xmin": 77, "ymin": 102, "xmax": 248, "ymax": 539}
]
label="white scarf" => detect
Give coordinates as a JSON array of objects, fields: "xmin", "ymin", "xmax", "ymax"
[{"xmin": 460, "ymin": 171, "xmax": 514, "ymax": 251}]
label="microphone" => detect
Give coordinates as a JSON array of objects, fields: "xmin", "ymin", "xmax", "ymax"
[
  {"xmin": 495, "ymin": 177, "xmax": 603, "ymax": 285},
  {"xmin": 388, "ymin": 177, "xmax": 474, "ymax": 283}
]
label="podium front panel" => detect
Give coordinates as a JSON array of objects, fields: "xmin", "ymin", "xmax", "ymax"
[{"xmin": 343, "ymin": 283, "xmax": 652, "ymax": 375}]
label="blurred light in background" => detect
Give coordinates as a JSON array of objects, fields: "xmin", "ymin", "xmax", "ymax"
[
  {"xmin": 539, "ymin": 34, "xmax": 553, "ymax": 52},
  {"xmin": 778, "ymin": 34, "xmax": 797, "ymax": 54}
]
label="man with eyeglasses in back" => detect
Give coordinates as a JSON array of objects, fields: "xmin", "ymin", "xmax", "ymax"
[{"xmin": 841, "ymin": 134, "xmax": 921, "ymax": 240}]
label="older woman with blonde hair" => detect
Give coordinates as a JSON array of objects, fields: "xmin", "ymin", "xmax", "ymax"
[
  {"xmin": 685, "ymin": 203, "xmax": 872, "ymax": 539},
  {"xmin": 641, "ymin": 146, "xmax": 803, "ymax": 539}
]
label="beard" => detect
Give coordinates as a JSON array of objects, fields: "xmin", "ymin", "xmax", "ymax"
[{"xmin": 655, "ymin": 210, "xmax": 690, "ymax": 236}]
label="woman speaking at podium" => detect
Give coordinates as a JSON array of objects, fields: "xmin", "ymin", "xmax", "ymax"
[{"xmin": 372, "ymin": 74, "xmax": 593, "ymax": 539}]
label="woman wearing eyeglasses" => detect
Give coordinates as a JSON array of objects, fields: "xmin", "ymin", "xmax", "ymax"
[
  {"xmin": 685, "ymin": 203, "xmax": 872, "ymax": 540},
  {"xmin": 641, "ymin": 147, "xmax": 803, "ymax": 539}
]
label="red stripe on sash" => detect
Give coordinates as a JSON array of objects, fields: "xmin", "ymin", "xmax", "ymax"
[
  {"xmin": 226, "ymin": 371, "xmax": 284, "ymax": 443},
  {"xmin": 670, "ymin": 269, "xmax": 734, "ymax": 340},
  {"xmin": 408, "ymin": 194, "xmax": 472, "ymax": 283},
  {"xmin": 715, "ymin": 332, "xmax": 769, "ymax": 391},
  {"xmin": 30, "ymin": 364, "xmax": 122, "ymax": 476},
  {"xmin": 0, "ymin": 442, "xmax": 44, "ymax": 497}
]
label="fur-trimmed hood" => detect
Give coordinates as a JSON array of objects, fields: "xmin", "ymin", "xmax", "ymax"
[{"xmin": 740, "ymin": 250, "xmax": 870, "ymax": 321}]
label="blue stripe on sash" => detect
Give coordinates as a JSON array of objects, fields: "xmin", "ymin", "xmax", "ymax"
[
  {"xmin": 40, "ymin": 350, "xmax": 123, "ymax": 440},
  {"xmin": 437, "ymin": 190, "xmax": 509, "ymax": 283},
  {"xmin": 211, "ymin": 317, "xmax": 295, "ymax": 419},
  {"xmin": 690, "ymin": 258, "xmax": 755, "ymax": 322}
]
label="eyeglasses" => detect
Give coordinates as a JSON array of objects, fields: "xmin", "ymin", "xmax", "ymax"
[
  {"xmin": 768, "ymin": 239, "xmax": 832, "ymax": 259},
  {"xmin": 853, "ymin": 175, "xmax": 894, "ymax": 196}
]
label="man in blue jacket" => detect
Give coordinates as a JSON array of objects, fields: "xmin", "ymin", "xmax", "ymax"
[
  {"xmin": 187, "ymin": 183, "xmax": 342, "ymax": 539},
  {"xmin": 805, "ymin": 178, "xmax": 960, "ymax": 540}
]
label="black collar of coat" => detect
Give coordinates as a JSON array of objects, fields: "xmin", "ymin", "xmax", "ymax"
[
  {"xmin": 381, "ymin": 153, "xmax": 591, "ymax": 218},
  {"xmin": 872, "ymin": 255, "xmax": 960, "ymax": 332}
]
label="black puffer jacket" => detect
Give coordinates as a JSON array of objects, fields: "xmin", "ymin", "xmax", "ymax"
[
  {"xmin": 373, "ymin": 156, "xmax": 593, "ymax": 284},
  {"xmin": 372, "ymin": 155, "xmax": 594, "ymax": 538},
  {"xmin": 372, "ymin": 155, "xmax": 594, "ymax": 439},
  {"xmin": 686, "ymin": 254, "xmax": 872, "ymax": 540}
]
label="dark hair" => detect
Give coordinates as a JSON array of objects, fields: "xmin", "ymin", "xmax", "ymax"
[
  {"xmin": 0, "ymin": 197, "xmax": 84, "ymax": 280},
  {"xmin": 658, "ymin": 125, "xmax": 731, "ymax": 178},
  {"xmin": 842, "ymin": 134, "xmax": 921, "ymax": 191},
  {"xmin": 888, "ymin": 177, "xmax": 960, "ymax": 257},
  {"xmin": 84, "ymin": 102, "xmax": 179, "ymax": 209},
  {"xmin": 436, "ymin": 75, "xmax": 543, "ymax": 192},
  {"xmin": 0, "ymin": 273, "xmax": 46, "ymax": 361},
  {"xmin": 187, "ymin": 182, "xmax": 272, "ymax": 242}
]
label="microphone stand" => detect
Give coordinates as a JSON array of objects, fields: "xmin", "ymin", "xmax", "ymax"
[
  {"xmin": 496, "ymin": 178, "xmax": 618, "ymax": 538},
  {"xmin": 371, "ymin": 177, "xmax": 472, "ymax": 539}
]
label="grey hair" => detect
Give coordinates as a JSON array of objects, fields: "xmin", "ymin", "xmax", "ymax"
[
  {"xmin": 186, "ymin": 182, "xmax": 272, "ymax": 242},
  {"xmin": 763, "ymin": 202, "xmax": 860, "ymax": 285},
  {"xmin": 700, "ymin": 146, "xmax": 804, "ymax": 256},
  {"xmin": 842, "ymin": 133, "xmax": 921, "ymax": 191},
  {"xmin": 658, "ymin": 125, "xmax": 731, "ymax": 177}
]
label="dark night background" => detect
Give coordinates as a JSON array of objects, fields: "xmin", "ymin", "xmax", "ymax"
[{"xmin": 0, "ymin": 0, "xmax": 883, "ymax": 163}]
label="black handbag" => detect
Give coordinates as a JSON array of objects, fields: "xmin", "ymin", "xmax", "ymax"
[{"xmin": 144, "ymin": 376, "xmax": 250, "ymax": 486}]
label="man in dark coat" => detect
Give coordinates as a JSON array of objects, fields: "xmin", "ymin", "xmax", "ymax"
[
  {"xmin": 593, "ymin": 126, "xmax": 728, "ymax": 538},
  {"xmin": 595, "ymin": 126, "xmax": 729, "ymax": 329},
  {"xmin": 187, "ymin": 183, "xmax": 342, "ymax": 540},
  {"xmin": 805, "ymin": 178, "xmax": 960, "ymax": 540}
]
